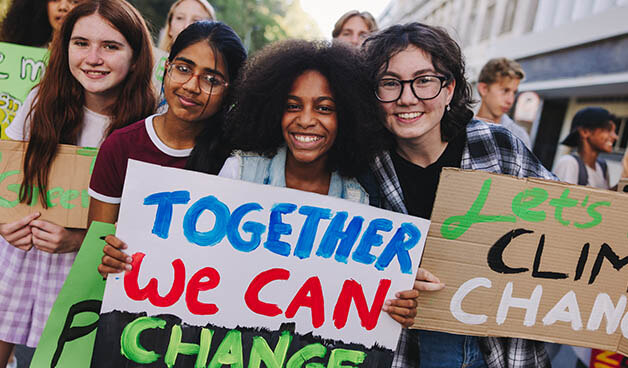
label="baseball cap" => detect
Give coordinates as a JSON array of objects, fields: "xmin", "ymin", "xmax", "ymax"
[{"xmin": 561, "ymin": 107, "xmax": 616, "ymax": 147}]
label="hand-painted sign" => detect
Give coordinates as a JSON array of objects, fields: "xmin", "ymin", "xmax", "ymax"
[
  {"xmin": 416, "ymin": 168, "xmax": 628, "ymax": 354},
  {"xmin": 31, "ymin": 221, "xmax": 115, "ymax": 367},
  {"xmin": 93, "ymin": 160, "xmax": 430, "ymax": 367},
  {"xmin": 0, "ymin": 140, "xmax": 96, "ymax": 228},
  {"xmin": 0, "ymin": 42, "xmax": 48, "ymax": 139}
]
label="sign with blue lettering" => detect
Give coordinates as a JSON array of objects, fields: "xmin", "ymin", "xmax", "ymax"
[{"xmin": 93, "ymin": 160, "xmax": 430, "ymax": 367}]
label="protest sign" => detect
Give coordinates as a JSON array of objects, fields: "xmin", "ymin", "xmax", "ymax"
[
  {"xmin": 0, "ymin": 140, "xmax": 96, "ymax": 228},
  {"xmin": 93, "ymin": 160, "xmax": 430, "ymax": 367},
  {"xmin": 31, "ymin": 221, "xmax": 115, "ymax": 368},
  {"xmin": 415, "ymin": 168, "xmax": 628, "ymax": 354},
  {"xmin": 0, "ymin": 42, "xmax": 48, "ymax": 139}
]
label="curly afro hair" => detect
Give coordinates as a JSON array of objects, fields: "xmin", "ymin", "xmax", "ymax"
[{"xmin": 224, "ymin": 39, "xmax": 386, "ymax": 178}]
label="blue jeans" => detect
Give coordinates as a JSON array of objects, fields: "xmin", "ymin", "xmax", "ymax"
[{"xmin": 418, "ymin": 330, "xmax": 488, "ymax": 368}]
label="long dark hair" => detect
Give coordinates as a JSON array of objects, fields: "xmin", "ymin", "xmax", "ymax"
[
  {"xmin": 0, "ymin": 0, "xmax": 52, "ymax": 46},
  {"xmin": 21, "ymin": 0, "xmax": 156, "ymax": 207},
  {"xmin": 180, "ymin": 21, "xmax": 247, "ymax": 175},
  {"xmin": 363, "ymin": 22, "xmax": 475, "ymax": 142},
  {"xmin": 224, "ymin": 40, "xmax": 385, "ymax": 177}
]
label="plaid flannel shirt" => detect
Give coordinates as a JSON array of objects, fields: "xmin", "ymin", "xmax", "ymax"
[{"xmin": 371, "ymin": 119, "xmax": 557, "ymax": 368}]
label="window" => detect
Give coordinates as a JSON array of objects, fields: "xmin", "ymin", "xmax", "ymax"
[{"xmin": 501, "ymin": 0, "xmax": 518, "ymax": 34}]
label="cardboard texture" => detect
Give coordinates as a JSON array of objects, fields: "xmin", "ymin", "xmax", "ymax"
[
  {"xmin": 618, "ymin": 178, "xmax": 628, "ymax": 193},
  {"xmin": 31, "ymin": 221, "xmax": 115, "ymax": 368},
  {"xmin": 415, "ymin": 168, "xmax": 628, "ymax": 355},
  {"xmin": 93, "ymin": 160, "xmax": 430, "ymax": 367},
  {"xmin": 0, "ymin": 42, "xmax": 48, "ymax": 139},
  {"xmin": 0, "ymin": 140, "xmax": 97, "ymax": 228}
]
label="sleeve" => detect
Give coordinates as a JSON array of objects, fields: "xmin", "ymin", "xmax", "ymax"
[
  {"xmin": 88, "ymin": 133, "xmax": 126, "ymax": 204},
  {"xmin": 217, "ymin": 156, "xmax": 241, "ymax": 180},
  {"xmin": 5, "ymin": 88, "xmax": 38, "ymax": 141},
  {"xmin": 553, "ymin": 155, "xmax": 579, "ymax": 184}
]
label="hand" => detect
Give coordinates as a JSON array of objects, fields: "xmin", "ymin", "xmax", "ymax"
[
  {"xmin": 384, "ymin": 289, "xmax": 419, "ymax": 328},
  {"xmin": 414, "ymin": 267, "xmax": 445, "ymax": 293},
  {"xmin": 98, "ymin": 235, "xmax": 132, "ymax": 279},
  {"xmin": 0, "ymin": 213, "xmax": 40, "ymax": 251},
  {"xmin": 30, "ymin": 220, "xmax": 85, "ymax": 253}
]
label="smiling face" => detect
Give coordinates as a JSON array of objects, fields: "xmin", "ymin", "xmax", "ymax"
[
  {"xmin": 68, "ymin": 14, "xmax": 134, "ymax": 110},
  {"xmin": 164, "ymin": 40, "xmax": 228, "ymax": 123},
  {"xmin": 582, "ymin": 122, "xmax": 618, "ymax": 153},
  {"xmin": 379, "ymin": 45, "xmax": 455, "ymax": 146},
  {"xmin": 478, "ymin": 76, "xmax": 520, "ymax": 123},
  {"xmin": 168, "ymin": 0, "xmax": 211, "ymax": 44},
  {"xmin": 281, "ymin": 70, "xmax": 338, "ymax": 167},
  {"xmin": 335, "ymin": 15, "xmax": 370, "ymax": 47},
  {"xmin": 47, "ymin": 0, "xmax": 80, "ymax": 31}
]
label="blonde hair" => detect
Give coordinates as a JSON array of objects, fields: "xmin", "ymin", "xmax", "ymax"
[
  {"xmin": 331, "ymin": 10, "xmax": 378, "ymax": 38},
  {"xmin": 158, "ymin": 0, "xmax": 216, "ymax": 51},
  {"xmin": 478, "ymin": 57, "xmax": 525, "ymax": 85}
]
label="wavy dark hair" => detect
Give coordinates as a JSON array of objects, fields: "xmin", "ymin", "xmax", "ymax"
[
  {"xmin": 0, "ymin": 0, "xmax": 52, "ymax": 46},
  {"xmin": 20, "ymin": 0, "xmax": 156, "ymax": 207},
  {"xmin": 180, "ymin": 21, "xmax": 247, "ymax": 175},
  {"xmin": 224, "ymin": 40, "xmax": 385, "ymax": 178},
  {"xmin": 363, "ymin": 22, "xmax": 475, "ymax": 142}
]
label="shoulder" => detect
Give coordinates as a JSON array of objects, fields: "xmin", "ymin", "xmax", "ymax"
[
  {"xmin": 554, "ymin": 154, "xmax": 579, "ymax": 184},
  {"xmin": 218, "ymin": 155, "xmax": 242, "ymax": 179},
  {"xmin": 97, "ymin": 118, "xmax": 148, "ymax": 158},
  {"xmin": 555, "ymin": 154, "xmax": 578, "ymax": 168},
  {"xmin": 108, "ymin": 118, "xmax": 148, "ymax": 139}
]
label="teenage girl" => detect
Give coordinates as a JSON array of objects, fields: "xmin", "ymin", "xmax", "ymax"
[
  {"xmin": 157, "ymin": 0, "xmax": 216, "ymax": 52},
  {"xmin": 0, "ymin": 0, "xmax": 81, "ymax": 47},
  {"xmin": 0, "ymin": 0, "xmax": 155, "ymax": 365},
  {"xmin": 91, "ymin": 20, "xmax": 247, "ymax": 268}
]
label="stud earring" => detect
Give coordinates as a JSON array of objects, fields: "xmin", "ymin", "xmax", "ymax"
[{"xmin": 446, "ymin": 104, "xmax": 451, "ymax": 112}]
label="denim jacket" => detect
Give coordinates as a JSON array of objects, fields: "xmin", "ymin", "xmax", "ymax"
[{"xmin": 233, "ymin": 146, "xmax": 369, "ymax": 204}]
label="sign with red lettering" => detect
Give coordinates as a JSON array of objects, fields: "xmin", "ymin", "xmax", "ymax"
[
  {"xmin": 92, "ymin": 160, "xmax": 429, "ymax": 367},
  {"xmin": 416, "ymin": 168, "xmax": 628, "ymax": 355}
]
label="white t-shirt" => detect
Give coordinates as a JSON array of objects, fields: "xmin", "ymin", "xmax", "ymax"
[
  {"xmin": 6, "ymin": 88, "xmax": 110, "ymax": 148},
  {"xmin": 554, "ymin": 154, "xmax": 609, "ymax": 189}
]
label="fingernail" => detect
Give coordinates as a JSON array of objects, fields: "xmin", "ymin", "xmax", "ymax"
[
  {"xmin": 386, "ymin": 300, "xmax": 392, "ymax": 306},
  {"xmin": 395, "ymin": 292, "xmax": 401, "ymax": 298},
  {"xmin": 125, "ymin": 264, "xmax": 132, "ymax": 271},
  {"xmin": 121, "ymin": 244, "xmax": 128, "ymax": 249},
  {"xmin": 126, "ymin": 257, "xmax": 133, "ymax": 263},
  {"xmin": 382, "ymin": 305, "xmax": 389, "ymax": 311}
]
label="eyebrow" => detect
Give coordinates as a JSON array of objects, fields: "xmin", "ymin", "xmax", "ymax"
[
  {"xmin": 70, "ymin": 36, "xmax": 126, "ymax": 46},
  {"xmin": 174, "ymin": 56, "xmax": 227, "ymax": 79},
  {"xmin": 381, "ymin": 68, "xmax": 437, "ymax": 78},
  {"xmin": 287, "ymin": 95, "xmax": 335, "ymax": 103}
]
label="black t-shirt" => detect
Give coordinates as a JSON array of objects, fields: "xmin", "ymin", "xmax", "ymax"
[{"xmin": 391, "ymin": 131, "xmax": 466, "ymax": 219}]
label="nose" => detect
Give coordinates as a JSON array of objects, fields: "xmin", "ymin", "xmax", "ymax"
[
  {"xmin": 85, "ymin": 46, "xmax": 103, "ymax": 66},
  {"xmin": 397, "ymin": 82, "xmax": 419, "ymax": 106},
  {"xmin": 182, "ymin": 74, "xmax": 201, "ymax": 94},
  {"xmin": 611, "ymin": 130, "xmax": 619, "ymax": 142},
  {"xmin": 351, "ymin": 35, "xmax": 360, "ymax": 47},
  {"xmin": 296, "ymin": 107, "xmax": 316, "ymax": 128},
  {"xmin": 59, "ymin": 0, "xmax": 70, "ymax": 12}
]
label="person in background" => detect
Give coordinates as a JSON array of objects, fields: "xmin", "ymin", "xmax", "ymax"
[
  {"xmin": 0, "ymin": 0, "xmax": 155, "ymax": 366},
  {"xmin": 331, "ymin": 10, "xmax": 377, "ymax": 48},
  {"xmin": 157, "ymin": 0, "xmax": 215, "ymax": 52},
  {"xmin": 95, "ymin": 20, "xmax": 246, "ymax": 273},
  {"xmin": 0, "ymin": 0, "xmax": 80, "ymax": 47},
  {"xmin": 476, "ymin": 57, "xmax": 532, "ymax": 149},
  {"xmin": 362, "ymin": 22, "xmax": 555, "ymax": 368},
  {"xmin": 554, "ymin": 107, "xmax": 617, "ymax": 189},
  {"xmin": 622, "ymin": 150, "xmax": 628, "ymax": 179}
]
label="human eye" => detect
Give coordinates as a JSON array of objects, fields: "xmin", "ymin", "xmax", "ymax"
[
  {"xmin": 72, "ymin": 39, "xmax": 88, "ymax": 47},
  {"xmin": 203, "ymin": 74, "xmax": 223, "ymax": 86},
  {"xmin": 415, "ymin": 76, "xmax": 437, "ymax": 85},
  {"xmin": 285, "ymin": 101, "xmax": 301, "ymax": 111},
  {"xmin": 317, "ymin": 104, "xmax": 336, "ymax": 114},
  {"xmin": 379, "ymin": 79, "xmax": 399, "ymax": 89},
  {"xmin": 103, "ymin": 43, "xmax": 120, "ymax": 51},
  {"xmin": 175, "ymin": 64, "xmax": 191, "ymax": 73}
]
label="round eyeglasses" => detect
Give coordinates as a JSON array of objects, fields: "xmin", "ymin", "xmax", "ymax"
[
  {"xmin": 375, "ymin": 75, "xmax": 450, "ymax": 103},
  {"xmin": 167, "ymin": 62, "xmax": 228, "ymax": 95}
]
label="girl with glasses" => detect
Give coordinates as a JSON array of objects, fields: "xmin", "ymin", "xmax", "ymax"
[
  {"xmin": 0, "ymin": 0, "xmax": 155, "ymax": 365},
  {"xmin": 362, "ymin": 22, "xmax": 557, "ymax": 368},
  {"xmin": 93, "ymin": 20, "xmax": 246, "ymax": 275}
]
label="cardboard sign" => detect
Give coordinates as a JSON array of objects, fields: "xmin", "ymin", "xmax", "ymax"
[
  {"xmin": 93, "ymin": 160, "xmax": 430, "ymax": 367},
  {"xmin": 0, "ymin": 140, "xmax": 96, "ymax": 228},
  {"xmin": 415, "ymin": 168, "xmax": 628, "ymax": 354},
  {"xmin": 0, "ymin": 42, "xmax": 48, "ymax": 139},
  {"xmin": 31, "ymin": 221, "xmax": 115, "ymax": 368},
  {"xmin": 590, "ymin": 349, "xmax": 628, "ymax": 367}
]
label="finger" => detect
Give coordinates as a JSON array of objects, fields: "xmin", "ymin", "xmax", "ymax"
[
  {"xmin": 30, "ymin": 219, "xmax": 61, "ymax": 233},
  {"xmin": 3, "ymin": 225, "xmax": 33, "ymax": 244},
  {"xmin": 98, "ymin": 264, "xmax": 124, "ymax": 278},
  {"xmin": 2, "ymin": 212, "xmax": 40, "ymax": 234},
  {"xmin": 386, "ymin": 311, "xmax": 414, "ymax": 328},
  {"xmin": 416, "ymin": 268, "xmax": 441, "ymax": 284},
  {"xmin": 34, "ymin": 243, "xmax": 57, "ymax": 253},
  {"xmin": 105, "ymin": 235, "xmax": 127, "ymax": 250},
  {"xmin": 414, "ymin": 280, "xmax": 446, "ymax": 292},
  {"xmin": 395, "ymin": 289, "xmax": 419, "ymax": 300},
  {"xmin": 103, "ymin": 244, "xmax": 132, "ymax": 264},
  {"xmin": 386, "ymin": 298, "xmax": 418, "ymax": 309},
  {"xmin": 101, "ymin": 255, "xmax": 131, "ymax": 272},
  {"xmin": 11, "ymin": 233, "xmax": 33, "ymax": 248},
  {"xmin": 31, "ymin": 226, "xmax": 60, "ymax": 244}
]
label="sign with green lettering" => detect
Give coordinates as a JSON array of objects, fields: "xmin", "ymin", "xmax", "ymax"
[
  {"xmin": 416, "ymin": 168, "xmax": 628, "ymax": 354},
  {"xmin": 31, "ymin": 221, "xmax": 115, "ymax": 368},
  {"xmin": 0, "ymin": 42, "xmax": 48, "ymax": 139},
  {"xmin": 0, "ymin": 140, "xmax": 96, "ymax": 228}
]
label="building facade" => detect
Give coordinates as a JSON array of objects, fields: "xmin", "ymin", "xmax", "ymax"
[{"xmin": 379, "ymin": 0, "xmax": 628, "ymax": 182}]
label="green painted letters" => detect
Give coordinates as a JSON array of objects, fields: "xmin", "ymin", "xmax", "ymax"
[{"xmin": 120, "ymin": 316, "xmax": 165, "ymax": 364}]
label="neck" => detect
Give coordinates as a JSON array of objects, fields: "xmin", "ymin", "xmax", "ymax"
[
  {"xmin": 578, "ymin": 144, "xmax": 600, "ymax": 168},
  {"xmin": 153, "ymin": 110, "xmax": 204, "ymax": 150},
  {"xmin": 476, "ymin": 104, "xmax": 500, "ymax": 124},
  {"xmin": 84, "ymin": 92, "xmax": 116, "ymax": 115},
  {"xmin": 395, "ymin": 128, "xmax": 448, "ymax": 168},
  {"xmin": 284, "ymin": 153, "xmax": 331, "ymax": 195}
]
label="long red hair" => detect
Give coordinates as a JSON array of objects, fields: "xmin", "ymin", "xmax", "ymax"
[{"xmin": 21, "ymin": 0, "xmax": 156, "ymax": 207}]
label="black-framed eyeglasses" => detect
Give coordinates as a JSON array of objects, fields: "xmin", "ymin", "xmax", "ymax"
[
  {"xmin": 375, "ymin": 75, "xmax": 450, "ymax": 103},
  {"xmin": 167, "ymin": 62, "xmax": 228, "ymax": 95}
]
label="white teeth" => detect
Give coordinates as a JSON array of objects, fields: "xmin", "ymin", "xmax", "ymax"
[
  {"xmin": 86, "ymin": 71, "xmax": 108, "ymax": 75},
  {"xmin": 397, "ymin": 112, "xmax": 422, "ymax": 119},
  {"xmin": 294, "ymin": 134, "xmax": 322, "ymax": 143}
]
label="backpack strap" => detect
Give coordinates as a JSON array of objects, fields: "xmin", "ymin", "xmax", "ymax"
[
  {"xmin": 571, "ymin": 153, "xmax": 588, "ymax": 186},
  {"xmin": 597, "ymin": 158, "xmax": 608, "ymax": 179}
]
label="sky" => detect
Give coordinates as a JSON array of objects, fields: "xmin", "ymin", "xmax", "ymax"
[{"xmin": 300, "ymin": 0, "xmax": 390, "ymax": 39}]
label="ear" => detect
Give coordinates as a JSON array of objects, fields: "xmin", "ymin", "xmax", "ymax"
[
  {"xmin": 477, "ymin": 82, "xmax": 488, "ymax": 97},
  {"xmin": 445, "ymin": 78, "xmax": 456, "ymax": 105},
  {"xmin": 578, "ymin": 127, "xmax": 591, "ymax": 139}
]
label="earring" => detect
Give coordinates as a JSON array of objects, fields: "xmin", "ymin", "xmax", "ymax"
[{"xmin": 446, "ymin": 104, "xmax": 451, "ymax": 112}]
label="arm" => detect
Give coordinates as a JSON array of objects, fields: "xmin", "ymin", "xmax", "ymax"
[{"xmin": 29, "ymin": 220, "xmax": 86, "ymax": 253}]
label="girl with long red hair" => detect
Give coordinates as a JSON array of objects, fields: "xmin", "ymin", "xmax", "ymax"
[{"xmin": 0, "ymin": 0, "xmax": 155, "ymax": 364}]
